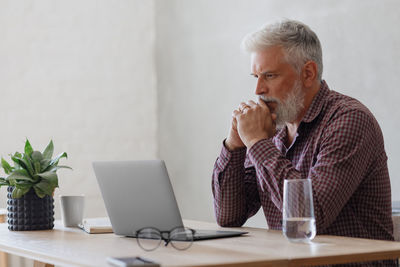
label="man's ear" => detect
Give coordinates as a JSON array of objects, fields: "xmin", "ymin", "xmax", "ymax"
[{"xmin": 301, "ymin": 61, "xmax": 318, "ymax": 87}]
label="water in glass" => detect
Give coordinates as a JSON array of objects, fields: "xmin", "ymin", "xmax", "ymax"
[{"xmin": 283, "ymin": 217, "xmax": 316, "ymax": 242}]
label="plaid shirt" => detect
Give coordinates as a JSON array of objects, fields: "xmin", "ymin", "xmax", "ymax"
[{"xmin": 212, "ymin": 81, "xmax": 394, "ymax": 243}]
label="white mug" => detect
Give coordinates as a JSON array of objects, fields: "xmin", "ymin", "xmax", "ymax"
[{"xmin": 60, "ymin": 195, "xmax": 85, "ymax": 227}]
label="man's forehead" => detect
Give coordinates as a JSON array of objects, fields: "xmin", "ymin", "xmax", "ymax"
[{"xmin": 251, "ymin": 46, "xmax": 286, "ymax": 73}]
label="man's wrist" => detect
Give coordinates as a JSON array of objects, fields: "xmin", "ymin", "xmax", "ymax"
[
  {"xmin": 246, "ymin": 136, "xmax": 269, "ymax": 149},
  {"xmin": 224, "ymin": 139, "xmax": 245, "ymax": 151}
]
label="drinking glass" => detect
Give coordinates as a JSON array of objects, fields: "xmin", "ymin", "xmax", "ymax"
[{"xmin": 282, "ymin": 179, "xmax": 316, "ymax": 242}]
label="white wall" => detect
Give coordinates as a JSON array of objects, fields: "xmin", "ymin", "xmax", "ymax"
[
  {"xmin": 155, "ymin": 0, "xmax": 400, "ymax": 227},
  {"xmin": 0, "ymin": 0, "xmax": 157, "ymax": 219}
]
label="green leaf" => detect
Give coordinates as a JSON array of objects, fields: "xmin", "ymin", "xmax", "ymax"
[
  {"xmin": 34, "ymin": 162, "xmax": 41, "ymax": 174},
  {"xmin": 46, "ymin": 165, "xmax": 73, "ymax": 172},
  {"xmin": 22, "ymin": 154, "xmax": 35, "ymax": 176},
  {"xmin": 50, "ymin": 152, "xmax": 68, "ymax": 166},
  {"xmin": 55, "ymin": 165, "xmax": 72, "ymax": 170},
  {"xmin": 40, "ymin": 159, "xmax": 52, "ymax": 172},
  {"xmin": 11, "ymin": 156, "xmax": 21, "ymax": 166},
  {"xmin": 24, "ymin": 139, "xmax": 34, "ymax": 156},
  {"xmin": 1, "ymin": 158, "xmax": 13, "ymax": 174},
  {"xmin": 14, "ymin": 181, "xmax": 34, "ymax": 191},
  {"xmin": 0, "ymin": 177, "xmax": 9, "ymax": 186},
  {"xmin": 13, "ymin": 152, "xmax": 22, "ymax": 159},
  {"xmin": 37, "ymin": 171, "xmax": 58, "ymax": 187},
  {"xmin": 11, "ymin": 156, "xmax": 21, "ymax": 170},
  {"xmin": 11, "ymin": 186, "xmax": 31, "ymax": 198},
  {"xmin": 33, "ymin": 186, "xmax": 46, "ymax": 198},
  {"xmin": 31, "ymin": 151, "xmax": 44, "ymax": 163},
  {"xmin": 11, "ymin": 156, "xmax": 33, "ymax": 175},
  {"xmin": 6, "ymin": 169, "xmax": 35, "ymax": 183},
  {"xmin": 33, "ymin": 180, "xmax": 55, "ymax": 197},
  {"xmin": 43, "ymin": 140, "xmax": 54, "ymax": 160}
]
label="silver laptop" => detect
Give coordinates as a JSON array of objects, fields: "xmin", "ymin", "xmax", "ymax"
[{"xmin": 92, "ymin": 160, "xmax": 247, "ymax": 240}]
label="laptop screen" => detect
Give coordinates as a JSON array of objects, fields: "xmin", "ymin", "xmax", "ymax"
[{"xmin": 93, "ymin": 160, "xmax": 184, "ymax": 236}]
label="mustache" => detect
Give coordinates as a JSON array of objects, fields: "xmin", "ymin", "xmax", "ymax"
[{"xmin": 258, "ymin": 95, "xmax": 280, "ymax": 105}]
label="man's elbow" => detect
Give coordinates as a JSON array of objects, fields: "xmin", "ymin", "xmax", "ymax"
[{"xmin": 215, "ymin": 215, "xmax": 246, "ymax": 227}]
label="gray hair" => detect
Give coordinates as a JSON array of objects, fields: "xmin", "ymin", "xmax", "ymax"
[{"xmin": 241, "ymin": 19, "xmax": 323, "ymax": 81}]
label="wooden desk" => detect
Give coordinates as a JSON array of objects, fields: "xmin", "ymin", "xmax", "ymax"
[
  {"xmin": 0, "ymin": 209, "xmax": 7, "ymax": 267},
  {"xmin": 0, "ymin": 220, "xmax": 400, "ymax": 267}
]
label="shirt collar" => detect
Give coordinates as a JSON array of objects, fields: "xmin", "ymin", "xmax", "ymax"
[
  {"xmin": 301, "ymin": 80, "xmax": 330, "ymax": 123},
  {"xmin": 274, "ymin": 126, "xmax": 287, "ymax": 149}
]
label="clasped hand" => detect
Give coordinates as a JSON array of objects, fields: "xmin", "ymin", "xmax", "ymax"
[{"xmin": 225, "ymin": 99, "xmax": 277, "ymax": 150}]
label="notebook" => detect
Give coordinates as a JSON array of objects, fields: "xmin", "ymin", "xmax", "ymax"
[
  {"xmin": 92, "ymin": 160, "xmax": 248, "ymax": 240},
  {"xmin": 78, "ymin": 217, "xmax": 113, "ymax": 234}
]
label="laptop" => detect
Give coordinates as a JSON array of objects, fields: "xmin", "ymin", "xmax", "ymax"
[{"xmin": 92, "ymin": 160, "xmax": 248, "ymax": 240}]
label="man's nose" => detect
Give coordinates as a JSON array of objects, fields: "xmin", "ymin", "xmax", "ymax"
[{"xmin": 255, "ymin": 78, "xmax": 267, "ymax": 95}]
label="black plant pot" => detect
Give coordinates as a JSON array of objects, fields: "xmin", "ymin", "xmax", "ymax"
[{"xmin": 7, "ymin": 186, "xmax": 54, "ymax": 231}]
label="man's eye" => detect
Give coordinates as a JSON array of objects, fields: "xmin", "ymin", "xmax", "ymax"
[
  {"xmin": 265, "ymin": 74, "xmax": 277, "ymax": 79},
  {"xmin": 252, "ymin": 73, "xmax": 277, "ymax": 79}
]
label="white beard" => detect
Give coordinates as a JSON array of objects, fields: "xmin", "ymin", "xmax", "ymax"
[{"xmin": 259, "ymin": 79, "xmax": 305, "ymax": 129}]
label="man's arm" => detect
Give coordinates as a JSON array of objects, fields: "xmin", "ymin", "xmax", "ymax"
[
  {"xmin": 211, "ymin": 103, "xmax": 262, "ymax": 227},
  {"xmin": 211, "ymin": 142, "xmax": 261, "ymax": 227}
]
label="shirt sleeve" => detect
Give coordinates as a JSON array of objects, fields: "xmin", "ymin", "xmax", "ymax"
[
  {"xmin": 246, "ymin": 108, "xmax": 378, "ymax": 232},
  {"xmin": 211, "ymin": 141, "xmax": 261, "ymax": 227}
]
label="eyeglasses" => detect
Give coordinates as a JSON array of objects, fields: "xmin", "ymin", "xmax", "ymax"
[{"xmin": 135, "ymin": 226, "xmax": 195, "ymax": 251}]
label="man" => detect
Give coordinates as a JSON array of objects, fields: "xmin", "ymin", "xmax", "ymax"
[{"xmin": 212, "ymin": 20, "xmax": 394, "ymax": 266}]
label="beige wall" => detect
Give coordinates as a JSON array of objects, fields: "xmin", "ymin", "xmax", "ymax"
[{"xmin": 0, "ymin": 0, "xmax": 157, "ymax": 220}]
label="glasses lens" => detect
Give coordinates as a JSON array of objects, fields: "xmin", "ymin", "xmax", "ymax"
[
  {"xmin": 137, "ymin": 228, "xmax": 162, "ymax": 251},
  {"xmin": 170, "ymin": 227, "xmax": 194, "ymax": 250}
]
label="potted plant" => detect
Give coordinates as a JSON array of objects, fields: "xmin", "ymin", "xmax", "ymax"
[{"xmin": 0, "ymin": 139, "xmax": 71, "ymax": 231}]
